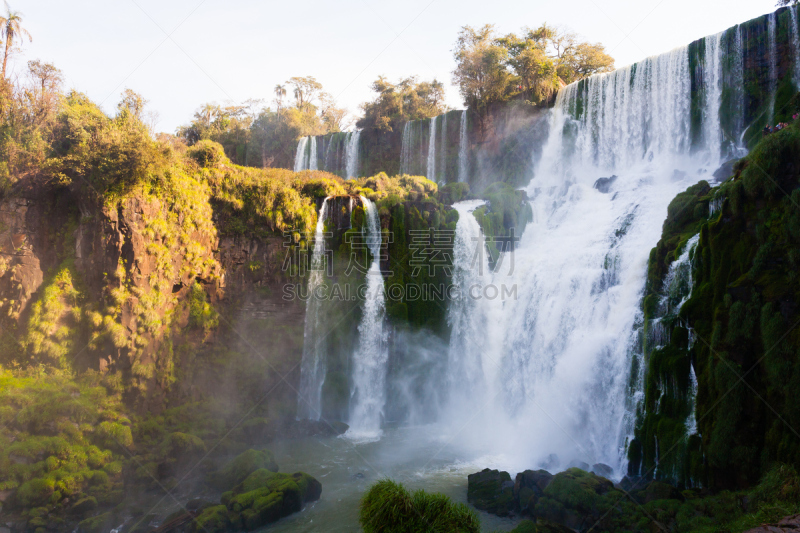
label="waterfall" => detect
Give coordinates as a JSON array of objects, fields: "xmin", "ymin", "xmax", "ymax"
[
  {"xmin": 297, "ymin": 197, "xmax": 331, "ymax": 420},
  {"xmin": 440, "ymin": 113, "xmax": 448, "ymax": 182},
  {"xmin": 400, "ymin": 122, "xmax": 411, "ymax": 174},
  {"xmin": 791, "ymin": 6, "xmax": 800, "ymax": 87},
  {"xmin": 731, "ymin": 26, "xmax": 747, "ymax": 155},
  {"xmin": 445, "ymin": 201, "xmax": 498, "ymax": 413},
  {"xmin": 768, "ymin": 12, "xmax": 777, "ymax": 124},
  {"xmin": 308, "ymin": 136, "xmax": 318, "ymax": 171},
  {"xmin": 345, "ymin": 131, "xmax": 361, "ymax": 179},
  {"xmin": 427, "ymin": 116, "xmax": 438, "ymax": 180},
  {"xmin": 458, "ymin": 110, "xmax": 468, "ymax": 183},
  {"xmin": 442, "ymin": 37, "xmax": 739, "ymax": 474},
  {"xmin": 703, "ymin": 32, "xmax": 723, "ymax": 165},
  {"xmin": 346, "ymin": 197, "xmax": 388, "ymax": 440},
  {"xmin": 294, "ymin": 137, "xmax": 309, "ymax": 171}
]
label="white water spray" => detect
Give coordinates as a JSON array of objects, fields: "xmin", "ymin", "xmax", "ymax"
[
  {"xmin": 346, "ymin": 197, "xmax": 388, "ymax": 441},
  {"xmin": 308, "ymin": 136, "xmax": 318, "ymax": 171}
]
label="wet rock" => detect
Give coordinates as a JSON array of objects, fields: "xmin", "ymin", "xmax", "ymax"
[
  {"xmin": 593, "ymin": 175, "xmax": 618, "ymax": 193},
  {"xmin": 208, "ymin": 449, "xmax": 279, "ymax": 489},
  {"xmin": 566, "ymin": 460, "xmax": 591, "ymax": 471},
  {"xmin": 467, "ymin": 468, "xmax": 515, "ymax": 517},
  {"xmin": 713, "ymin": 158, "xmax": 739, "ymax": 182},
  {"xmin": 591, "ymin": 463, "xmax": 614, "ymax": 478},
  {"xmin": 743, "ymin": 514, "xmax": 800, "ymax": 532},
  {"xmin": 531, "ymin": 468, "xmax": 617, "ymax": 531},
  {"xmin": 513, "ymin": 469, "xmax": 553, "ymax": 514}
]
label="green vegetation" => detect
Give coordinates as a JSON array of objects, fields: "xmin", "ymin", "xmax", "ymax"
[
  {"xmin": 473, "ymin": 182, "xmax": 533, "ymax": 268},
  {"xmin": 630, "ymin": 117, "xmax": 800, "ymax": 490},
  {"xmin": 359, "ymin": 479, "xmax": 480, "ymax": 533},
  {"xmin": 357, "ymin": 76, "xmax": 447, "ymax": 134},
  {"xmin": 177, "ymin": 76, "xmax": 348, "ymax": 168}
]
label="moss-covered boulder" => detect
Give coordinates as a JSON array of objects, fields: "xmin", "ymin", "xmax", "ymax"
[
  {"xmin": 532, "ymin": 468, "xmax": 621, "ymax": 531},
  {"xmin": 467, "ymin": 468, "xmax": 515, "ymax": 516},
  {"xmin": 194, "ymin": 469, "xmax": 321, "ymax": 532},
  {"xmin": 514, "ymin": 469, "xmax": 554, "ymax": 514},
  {"xmin": 208, "ymin": 449, "xmax": 278, "ymax": 489}
]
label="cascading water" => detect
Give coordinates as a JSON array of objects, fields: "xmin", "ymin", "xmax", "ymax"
[
  {"xmin": 308, "ymin": 136, "xmax": 318, "ymax": 171},
  {"xmin": 768, "ymin": 12, "xmax": 777, "ymax": 124},
  {"xmin": 444, "ymin": 41, "xmax": 730, "ymax": 475},
  {"xmin": 427, "ymin": 116, "xmax": 438, "ymax": 180},
  {"xmin": 297, "ymin": 198, "xmax": 331, "ymax": 420},
  {"xmin": 346, "ymin": 197, "xmax": 388, "ymax": 440},
  {"xmin": 440, "ymin": 113, "xmax": 448, "ymax": 183},
  {"xmin": 445, "ymin": 201, "xmax": 499, "ymax": 413},
  {"xmin": 294, "ymin": 136, "xmax": 309, "ymax": 171},
  {"xmin": 400, "ymin": 122, "xmax": 411, "ymax": 175},
  {"xmin": 703, "ymin": 32, "xmax": 723, "ymax": 165},
  {"xmin": 345, "ymin": 131, "xmax": 361, "ymax": 179},
  {"xmin": 791, "ymin": 6, "xmax": 800, "ymax": 87},
  {"xmin": 458, "ymin": 110, "xmax": 468, "ymax": 183}
]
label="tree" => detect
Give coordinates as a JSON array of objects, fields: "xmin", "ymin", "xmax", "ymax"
[
  {"xmin": 288, "ymin": 76, "xmax": 323, "ymax": 110},
  {"xmin": 357, "ymin": 76, "xmax": 446, "ymax": 133},
  {"xmin": 0, "ymin": 2, "xmax": 32, "ymax": 80},
  {"xmin": 117, "ymin": 89, "xmax": 148, "ymax": 121},
  {"xmin": 274, "ymin": 84, "xmax": 286, "ymax": 114},
  {"xmin": 452, "ymin": 25, "xmax": 512, "ymax": 131}
]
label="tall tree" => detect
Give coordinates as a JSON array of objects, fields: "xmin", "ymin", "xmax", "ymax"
[
  {"xmin": 0, "ymin": 2, "xmax": 32, "ymax": 80},
  {"xmin": 358, "ymin": 76, "xmax": 446, "ymax": 133}
]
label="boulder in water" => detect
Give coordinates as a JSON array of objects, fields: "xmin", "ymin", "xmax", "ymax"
[
  {"xmin": 593, "ymin": 175, "xmax": 618, "ymax": 193},
  {"xmin": 467, "ymin": 468, "xmax": 515, "ymax": 516}
]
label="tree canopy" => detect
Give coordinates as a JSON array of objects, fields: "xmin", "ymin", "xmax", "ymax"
[
  {"xmin": 357, "ymin": 76, "xmax": 447, "ymax": 133},
  {"xmin": 453, "ymin": 23, "xmax": 614, "ymax": 124}
]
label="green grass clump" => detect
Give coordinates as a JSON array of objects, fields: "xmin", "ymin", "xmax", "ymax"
[{"xmin": 360, "ymin": 479, "xmax": 480, "ymax": 533}]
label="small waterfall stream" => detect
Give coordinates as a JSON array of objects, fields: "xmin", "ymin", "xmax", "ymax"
[
  {"xmin": 297, "ymin": 197, "xmax": 331, "ymax": 420},
  {"xmin": 345, "ymin": 131, "xmax": 361, "ymax": 178},
  {"xmin": 458, "ymin": 110, "xmax": 468, "ymax": 183},
  {"xmin": 346, "ymin": 197, "xmax": 388, "ymax": 440},
  {"xmin": 294, "ymin": 136, "xmax": 309, "ymax": 171},
  {"xmin": 768, "ymin": 12, "xmax": 777, "ymax": 124},
  {"xmin": 427, "ymin": 116, "xmax": 438, "ymax": 180}
]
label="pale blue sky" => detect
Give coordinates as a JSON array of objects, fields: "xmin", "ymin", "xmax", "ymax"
[{"xmin": 17, "ymin": 0, "xmax": 778, "ymax": 133}]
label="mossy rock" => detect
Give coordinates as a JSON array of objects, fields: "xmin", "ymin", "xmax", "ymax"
[
  {"xmin": 220, "ymin": 469, "xmax": 321, "ymax": 531},
  {"xmin": 209, "ymin": 449, "xmax": 278, "ymax": 489},
  {"xmin": 190, "ymin": 505, "xmax": 231, "ymax": 533},
  {"xmin": 467, "ymin": 468, "xmax": 515, "ymax": 516},
  {"xmin": 76, "ymin": 513, "xmax": 114, "ymax": 533},
  {"xmin": 532, "ymin": 468, "xmax": 620, "ymax": 530}
]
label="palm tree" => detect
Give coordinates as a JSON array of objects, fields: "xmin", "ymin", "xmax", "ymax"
[
  {"xmin": 0, "ymin": 2, "xmax": 32, "ymax": 80},
  {"xmin": 274, "ymin": 84, "xmax": 286, "ymax": 115}
]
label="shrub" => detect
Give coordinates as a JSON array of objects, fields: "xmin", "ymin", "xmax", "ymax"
[
  {"xmin": 188, "ymin": 140, "xmax": 227, "ymax": 168},
  {"xmin": 360, "ymin": 479, "xmax": 480, "ymax": 533}
]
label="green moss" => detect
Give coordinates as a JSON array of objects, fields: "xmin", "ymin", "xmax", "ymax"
[
  {"xmin": 209, "ymin": 449, "xmax": 278, "ymax": 489},
  {"xmin": 360, "ymin": 479, "xmax": 480, "ymax": 533}
]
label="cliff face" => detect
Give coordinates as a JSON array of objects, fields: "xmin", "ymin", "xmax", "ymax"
[
  {"xmin": 629, "ymin": 122, "xmax": 800, "ymax": 491},
  {"xmin": 0, "ymin": 178, "xmax": 305, "ymax": 411}
]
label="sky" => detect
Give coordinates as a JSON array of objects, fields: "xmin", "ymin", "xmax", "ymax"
[{"xmin": 17, "ymin": 0, "xmax": 780, "ymax": 134}]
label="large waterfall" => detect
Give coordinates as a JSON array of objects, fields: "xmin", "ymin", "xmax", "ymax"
[
  {"xmin": 443, "ymin": 35, "xmax": 753, "ymax": 475},
  {"xmin": 346, "ymin": 197, "xmax": 388, "ymax": 440},
  {"xmin": 297, "ymin": 198, "xmax": 331, "ymax": 420},
  {"xmin": 293, "ymin": 5, "xmax": 800, "ymax": 473}
]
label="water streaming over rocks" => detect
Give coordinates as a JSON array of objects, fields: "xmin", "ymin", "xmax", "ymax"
[
  {"xmin": 345, "ymin": 197, "xmax": 388, "ymax": 441},
  {"xmin": 297, "ymin": 198, "xmax": 331, "ymax": 420}
]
